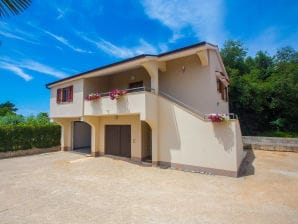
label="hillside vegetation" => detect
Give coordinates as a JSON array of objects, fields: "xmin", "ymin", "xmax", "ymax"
[{"xmin": 221, "ymin": 40, "xmax": 298, "ymax": 137}]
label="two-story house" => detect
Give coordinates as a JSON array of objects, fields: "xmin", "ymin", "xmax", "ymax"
[{"xmin": 46, "ymin": 42, "xmax": 245, "ymax": 177}]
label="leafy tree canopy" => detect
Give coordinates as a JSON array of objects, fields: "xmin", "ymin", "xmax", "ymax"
[
  {"xmin": 0, "ymin": 101, "xmax": 18, "ymax": 116},
  {"xmin": 221, "ymin": 40, "xmax": 298, "ymax": 135}
]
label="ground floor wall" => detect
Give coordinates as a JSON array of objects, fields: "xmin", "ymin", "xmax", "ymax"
[{"xmin": 54, "ymin": 101, "xmax": 244, "ymax": 177}]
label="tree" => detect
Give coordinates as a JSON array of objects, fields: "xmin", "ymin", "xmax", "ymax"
[
  {"xmin": 220, "ymin": 40, "xmax": 248, "ymax": 76},
  {"xmin": 221, "ymin": 40, "xmax": 298, "ymax": 135},
  {"xmin": 254, "ymin": 51, "xmax": 273, "ymax": 80},
  {"xmin": 0, "ymin": 101, "xmax": 18, "ymax": 116},
  {"xmin": 274, "ymin": 46, "xmax": 298, "ymax": 63},
  {"xmin": 0, "ymin": 0, "xmax": 32, "ymax": 17},
  {"xmin": 26, "ymin": 112, "xmax": 51, "ymax": 126}
]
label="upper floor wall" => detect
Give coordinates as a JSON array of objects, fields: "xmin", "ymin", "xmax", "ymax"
[
  {"xmin": 48, "ymin": 43, "xmax": 230, "ymax": 118},
  {"xmin": 159, "ymin": 50, "xmax": 229, "ymax": 115},
  {"xmin": 50, "ymin": 79, "xmax": 84, "ymax": 118}
]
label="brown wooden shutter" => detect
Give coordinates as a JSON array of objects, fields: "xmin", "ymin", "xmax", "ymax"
[
  {"xmin": 56, "ymin": 88, "xmax": 62, "ymax": 104},
  {"xmin": 217, "ymin": 79, "xmax": 220, "ymax": 92},
  {"xmin": 224, "ymin": 87, "xmax": 228, "ymax": 102},
  {"xmin": 68, "ymin": 86, "xmax": 73, "ymax": 102}
]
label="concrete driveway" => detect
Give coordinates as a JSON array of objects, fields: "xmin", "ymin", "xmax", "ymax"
[{"xmin": 0, "ymin": 150, "xmax": 297, "ymax": 224}]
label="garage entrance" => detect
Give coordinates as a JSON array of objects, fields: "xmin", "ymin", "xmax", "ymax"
[
  {"xmin": 105, "ymin": 125, "xmax": 131, "ymax": 158},
  {"xmin": 73, "ymin": 121, "xmax": 91, "ymax": 154}
]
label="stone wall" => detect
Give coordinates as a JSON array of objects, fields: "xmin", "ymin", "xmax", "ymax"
[{"xmin": 243, "ymin": 136, "xmax": 298, "ymax": 152}]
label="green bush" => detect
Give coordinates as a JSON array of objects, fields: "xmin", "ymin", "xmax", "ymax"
[{"xmin": 0, "ymin": 125, "xmax": 61, "ymax": 152}]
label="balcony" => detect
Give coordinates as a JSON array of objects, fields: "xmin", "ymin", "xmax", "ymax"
[{"xmin": 84, "ymin": 87, "xmax": 156, "ymax": 119}]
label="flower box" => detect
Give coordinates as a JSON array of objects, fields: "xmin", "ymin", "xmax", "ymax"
[
  {"xmin": 85, "ymin": 93, "xmax": 101, "ymax": 101},
  {"xmin": 207, "ymin": 114, "xmax": 229, "ymax": 123},
  {"xmin": 109, "ymin": 89, "xmax": 127, "ymax": 100}
]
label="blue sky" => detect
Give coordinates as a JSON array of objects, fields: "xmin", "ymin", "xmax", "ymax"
[{"xmin": 0, "ymin": 0, "xmax": 297, "ymax": 116}]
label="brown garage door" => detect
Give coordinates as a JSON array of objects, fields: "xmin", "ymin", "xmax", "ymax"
[{"xmin": 105, "ymin": 125, "xmax": 131, "ymax": 158}]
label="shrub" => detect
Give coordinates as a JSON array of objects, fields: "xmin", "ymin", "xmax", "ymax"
[{"xmin": 0, "ymin": 125, "xmax": 61, "ymax": 152}]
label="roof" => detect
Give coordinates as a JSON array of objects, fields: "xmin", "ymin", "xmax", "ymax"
[{"xmin": 46, "ymin": 41, "xmax": 217, "ymax": 88}]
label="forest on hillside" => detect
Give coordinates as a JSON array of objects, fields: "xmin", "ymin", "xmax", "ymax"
[{"xmin": 221, "ymin": 40, "xmax": 298, "ymax": 136}]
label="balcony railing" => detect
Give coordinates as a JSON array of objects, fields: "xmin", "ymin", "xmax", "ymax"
[{"xmin": 99, "ymin": 86, "xmax": 154, "ymax": 97}]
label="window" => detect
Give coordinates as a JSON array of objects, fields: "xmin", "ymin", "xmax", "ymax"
[
  {"xmin": 56, "ymin": 85, "xmax": 73, "ymax": 104},
  {"xmin": 223, "ymin": 87, "xmax": 228, "ymax": 101},
  {"xmin": 129, "ymin": 81, "xmax": 143, "ymax": 89},
  {"xmin": 216, "ymin": 78, "xmax": 228, "ymax": 102}
]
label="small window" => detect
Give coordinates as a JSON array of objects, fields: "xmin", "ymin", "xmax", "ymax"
[
  {"xmin": 56, "ymin": 85, "xmax": 73, "ymax": 104},
  {"xmin": 216, "ymin": 79, "xmax": 228, "ymax": 102},
  {"xmin": 223, "ymin": 87, "xmax": 228, "ymax": 102},
  {"xmin": 216, "ymin": 79, "xmax": 220, "ymax": 92},
  {"xmin": 129, "ymin": 81, "xmax": 143, "ymax": 89},
  {"xmin": 128, "ymin": 81, "xmax": 144, "ymax": 92}
]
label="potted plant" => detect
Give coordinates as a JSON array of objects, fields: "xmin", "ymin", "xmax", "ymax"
[
  {"xmin": 207, "ymin": 114, "xmax": 228, "ymax": 123},
  {"xmin": 109, "ymin": 89, "xmax": 127, "ymax": 100},
  {"xmin": 85, "ymin": 93, "xmax": 101, "ymax": 101}
]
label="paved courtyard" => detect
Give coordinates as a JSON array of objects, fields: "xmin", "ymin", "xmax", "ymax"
[{"xmin": 0, "ymin": 150, "xmax": 297, "ymax": 224}]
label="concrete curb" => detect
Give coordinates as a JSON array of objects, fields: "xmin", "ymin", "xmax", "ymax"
[{"xmin": 0, "ymin": 146, "xmax": 61, "ymax": 159}]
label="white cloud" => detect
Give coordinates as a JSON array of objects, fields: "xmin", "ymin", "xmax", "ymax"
[
  {"xmin": 0, "ymin": 31, "xmax": 27, "ymax": 42},
  {"xmin": 141, "ymin": 0, "xmax": 225, "ymax": 44},
  {"xmin": 82, "ymin": 35, "xmax": 159, "ymax": 58},
  {"xmin": 56, "ymin": 8, "xmax": 66, "ymax": 20},
  {"xmin": 0, "ymin": 57, "xmax": 68, "ymax": 79},
  {"xmin": 20, "ymin": 60, "xmax": 68, "ymax": 79},
  {"xmin": 44, "ymin": 30, "xmax": 94, "ymax": 53},
  {"xmin": 0, "ymin": 22, "xmax": 40, "ymax": 45},
  {"xmin": 135, "ymin": 39, "xmax": 158, "ymax": 55},
  {"xmin": 0, "ymin": 62, "xmax": 33, "ymax": 81}
]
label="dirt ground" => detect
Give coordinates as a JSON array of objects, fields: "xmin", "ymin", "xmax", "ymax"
[{"xmin": 0, "ymin": 150, "xmax": 297, "ymax": 224}]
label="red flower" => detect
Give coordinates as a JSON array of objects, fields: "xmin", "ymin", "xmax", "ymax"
[
  {"xmin": 207, "ymin": 114, "xmax": 225, "ymax": 122},
  {"xmin": 109, "ymin": 89, "xmax": 127, "ymax": 100}
]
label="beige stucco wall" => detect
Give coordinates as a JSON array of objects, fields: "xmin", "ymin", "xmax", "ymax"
[
  {"xmin": 159, "ymin": 54, "xmax": 212, "ymax": 114},
  {"xmin": 157, "ymin": 96, "xmax": 242, "ymax": 172},
  {"xmin": 235, "ymin": 120, "xmax": 244, "ymax": 169},
  {"xmin": 208, "ymin": 50, "xmax": 229, "ymax": 114},
  {"xmin": 50, "ymin": 79, "xmax": 84, "ymax": 118},
  {"xmin": 159, "ymin": 51, "xmax": 229, "ymax": 115},
  {"xmin": 54, "ymin": 117, "xmax": 80, "ymax": 151}
]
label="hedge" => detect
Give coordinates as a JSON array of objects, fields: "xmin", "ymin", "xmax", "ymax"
[{"xmin": 0, "ymin": 125, "xmax": 61, "ymax": 152}]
